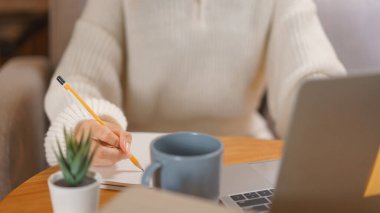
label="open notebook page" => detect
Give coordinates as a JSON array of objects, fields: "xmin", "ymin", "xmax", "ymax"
[{"xmin": 90, "ymin": 132, "xmax": 165, "ymax": 185}]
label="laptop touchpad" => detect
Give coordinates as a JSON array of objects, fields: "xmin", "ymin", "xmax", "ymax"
[
  {"xmin": 249, "ymin": 160, "xmax": 281, "ymax": 185},
  {"xmin": 220, "ymin": 163, "xmax": 274, "ymax": 196}
]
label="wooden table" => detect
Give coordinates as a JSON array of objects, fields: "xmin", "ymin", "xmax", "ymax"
[{"xmin": 0, "ymin": 137, "xmax": 283, "ymax": 213}]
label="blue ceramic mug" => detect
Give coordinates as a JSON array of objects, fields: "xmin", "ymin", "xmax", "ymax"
[{"xmin": 141, "ymin": 132, "xmax": 223, "ymax": 200}]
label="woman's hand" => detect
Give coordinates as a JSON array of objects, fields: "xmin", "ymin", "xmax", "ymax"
[{"xmin": 75, "ymin": 115, "xmax": 132, "ymax": 166}]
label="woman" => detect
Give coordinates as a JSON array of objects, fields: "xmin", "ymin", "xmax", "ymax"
[{"xmin": 44, "ymin": 0, "xmax": 345, "ymax": 166}]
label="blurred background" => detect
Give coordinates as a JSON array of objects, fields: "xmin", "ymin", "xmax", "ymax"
[
  {"xmin": 0, "ymin": 0, "xmax": 48, "ymax": 66},
  {"xmin": 0, "ymin": 0, "xmax": 379, "ymax": 201}
]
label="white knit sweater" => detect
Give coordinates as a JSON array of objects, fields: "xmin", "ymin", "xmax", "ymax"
[{"xmin": 44, "ymin": 0, "xmax": 345, "ymax": 165}]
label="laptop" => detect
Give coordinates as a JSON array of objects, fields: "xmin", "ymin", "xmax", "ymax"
[{"xmin": 219, "ymin": 74, "xmax": 380, "ymax": 212}]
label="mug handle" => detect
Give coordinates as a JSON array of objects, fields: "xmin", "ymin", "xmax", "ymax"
[{"xmin": 141, "ymin": 162, "xmax": 162, "ymax": 187}]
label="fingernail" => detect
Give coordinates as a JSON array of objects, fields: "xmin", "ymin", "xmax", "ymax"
[
  {"xmin": 120, "ymin": 138, "xmax": 126, "ymax": 152},
  {"xmin": 124, "ymin": 141, "xmax": 130, "ymax": 151}
]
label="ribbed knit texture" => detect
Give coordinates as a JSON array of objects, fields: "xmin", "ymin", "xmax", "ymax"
[
  {"xmin": 44, "ymin": 98, "xmax": 127, "ymax": 165},
  {"xmin": 44, "ymin": 0, "xmax": 345, "ymax": 165}
]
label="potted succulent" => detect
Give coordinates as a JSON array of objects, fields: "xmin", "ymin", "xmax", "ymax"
[{"xmin": 48, "ymin": 129, "xmax": 100, "ymax": 213}]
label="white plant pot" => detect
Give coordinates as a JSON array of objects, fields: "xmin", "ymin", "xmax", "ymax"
[{"xmin": 48, "ymin": 171, "xmax": 101, "ymax": 213}]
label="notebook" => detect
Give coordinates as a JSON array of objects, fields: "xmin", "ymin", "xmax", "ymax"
[{"xmin": 90, "ymin": 132, "xmax": 165, "ymax": 185}]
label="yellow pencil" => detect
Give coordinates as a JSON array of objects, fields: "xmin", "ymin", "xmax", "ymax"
[{"xmin": 57, "ymin": 75, "xmax": 144, "ymax": 171}]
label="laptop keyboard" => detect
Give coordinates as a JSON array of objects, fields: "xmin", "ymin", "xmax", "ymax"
[{"xmin": 230, "ymin": 189, "xmax": 274, "ymax": 212}]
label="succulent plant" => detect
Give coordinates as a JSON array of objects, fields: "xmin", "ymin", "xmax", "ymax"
[{"xmin": 54, "ymin": 129, "xmax": 97, "ymax": 186}]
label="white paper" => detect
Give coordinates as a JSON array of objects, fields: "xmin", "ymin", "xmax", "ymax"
[{"xmin": 90, "ymin": 132, "xmax": 165, "ymax": 185}]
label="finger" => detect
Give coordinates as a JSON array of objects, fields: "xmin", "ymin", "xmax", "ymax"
[
  {"xmin": 105, "ymin": 122, "xmax": 123, "ymax": 133},
  {"xmin": 92, "ymin": 145, "xmax": 125, "ymax": 166},
  {"xmin": 119, "ymin": 131, "xmax": 132, "ymax": 157},
  {"xmin": 106, "ymin": 125, "xmax": 132, "ymax": 149},
  {"xmin": 91, "ymin": 123, "xmax": 119, "ymax": 147},
  {"xmin": 100, "ymin": 115, "xmax": 123, "ymax": 130},
  {"xmin": 74, "ymin": 120, "xmax": 92, "ymax": 142}
]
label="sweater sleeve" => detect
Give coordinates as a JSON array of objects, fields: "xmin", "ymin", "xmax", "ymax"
[
  {"xmin": 266, "ymin": 0, "xmax": 346, "ymax": 138},
  {"xmin": 44, "ymin": 0, "xmax": 126, "ymax": 166}
]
